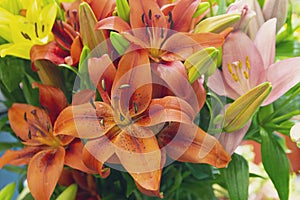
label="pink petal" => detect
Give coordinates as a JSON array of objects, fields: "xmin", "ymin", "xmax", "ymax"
[
  {"xmin": 254, "ymin": 18, "xmax": 276, "ymax": 69},
  {"xmin": 263, "ymin": 58, "xmax": 300, "ymax": 105},
  {"xmin": 222, "ymin": 31, "xmax": 265, "ymax": 91},
  {"xmin": 207, "ymin": 69, "xmax": 241, "ymax": 99}
]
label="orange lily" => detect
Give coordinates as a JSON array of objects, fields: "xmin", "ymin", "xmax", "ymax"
[
  {"xmin": 54, "ymin": 51, "xmax": 231, "ymax": 197},
  {"xmin": 95, "ymin": 0, "xmax": 225, "ymax": 62},
  {"xmin": 0, "ymin": 83, "xmax": 103, "ymax": 200}
]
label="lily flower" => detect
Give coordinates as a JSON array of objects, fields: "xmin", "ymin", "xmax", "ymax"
[
  {"xmin": 95, "ymin": 0, "xmax": 225, "ymax": 62},
  {"xmin": 0, "ymin": 0, "xmax": 57, "ymax": 59},
  {"xmin": 0, "ymin": 83, "xmax": 102, "ymax": 200},
  {"xmin": 54, "ymin": 52, "xmax": 230, "ymax": 197},
  {"xmin": 208, "ymin": 18, "xmax": 300, "ymax": 106}
]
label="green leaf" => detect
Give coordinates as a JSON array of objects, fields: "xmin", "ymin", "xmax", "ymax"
[
  {"xmin": 21, "ymin": 74, "xmax": 39, "ymax": 106},
  {"xmin": 222, "ymin": 153, "xmax": 249, "ymax": 200},
  {"xmin": 0, "ymin": 56, "xmax": 26, "ymax": 92},
  {"xmin": 276, "ymin": 40, "xmax": 300, "ymax": 57},
  {"xmin": 121, "ymin": 172, "xmax": 136, "ymax": 198},
  {"xmin": 0, "ymin": 142, "xmax": 23, "ymax": 151},
  {"xmin": 56, "ymin": 184, "xmax": 77, "ymax": 200},
  {"xmin": 260, "ymin": 128, "xmax": 290, "ymax": 200},
  {"xmin": 0, "ymin": 182, "xmax": 16, "ymax": 200}
]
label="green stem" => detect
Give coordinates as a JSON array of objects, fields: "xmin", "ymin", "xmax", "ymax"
[{"xmin": 271, "ymin": 110, "xmax": 300, "ymax": 123}]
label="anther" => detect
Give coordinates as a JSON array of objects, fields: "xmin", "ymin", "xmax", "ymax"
[
  {"xmin": 227, "ymin": 63, "xmax": 233, "ymax": 74},
  {"xmin": 155, "ymin": 14, "xmax": 161, "ymax": 19},
  {"xmin": 148, "ymin": 9, "xmax": 152, "ymax": 20},
  {"xmin": 31, "ymin": 109, "xmax": 37, "ymax": 116},
  {"xmin": 243, "ymin": 71, "xmax": 249, "ymax": 79},
  {"xmin": 101, "ymin": 78, "xmax": 106, "ymax": 91},
  {"xmin": 24, "ymin": 112, "xmax": 27, "ymax": 121},
  {"xmin": 160, "ymin": 28, "xmax": 164, "ymax": 39},
  {"xmin": 47, "ymin": 122, "xmax": 51, "ymax": 131},
  {"xmin": 133, "ymin": 102, "xmax": 138, "ymax": 113},
  {"xmin": 246, "ymin": 56, "xmax": 251, "ymax": 70},
  {"xmin": 89, "ymin": 98, "xmax": 96, "ymax": 109},
  {"xmin": 34, "ymin": 22, "xmax": 39, "ymax": 38},
  {"xmin": 72, "ymin": 9, "xmax": 77, "ymax": 17},
  {"xmin": 238, "ymin": 60, "xmax": 242, "ymax": 69},
  {"xmin": 141, "ymin": 13, "xmax": 145, "ymax": 24},
  {"xmin": 28, "ymin": 131, "xmax": 32, "ymax": 139},
  {"xmin": 120, "ymin": 114, "xmax": 125, "ymax": 121},
  {"xmin": 170, "ymin": 20, "xmax": 174, "ymax": 29},
  {"xmin": 119, "ymin": 84, "xmax": 130, "ymax": 89},
  {"xmin": 232, "ymin": 73, "xmax": 239, "ymax": 82},
  {"xmin": 100, "ymin": 118, "xmax": 104, "ymax": 126},
  {"xmin": 168, "ymin": 11, "xmax": 173, "ymax": 23}
]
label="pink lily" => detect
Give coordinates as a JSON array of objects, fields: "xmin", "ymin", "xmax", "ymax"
[{"xmin": 208, "ymin": 18, "xmax": 300, "ymax": 106}]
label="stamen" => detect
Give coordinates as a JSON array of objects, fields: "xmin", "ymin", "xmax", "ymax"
[
  {"xmin": 72, "ymin": 9, "xmax": 77, "ymax": 17},
  {"xmin": 246, "ymin": 56, "xmax": 251, "ymax": 70},
  {"xmin": 89, "ymin": 98, "xmax": 96, "ymax": 109},
  {"xmin": 133, "ymin": 102, "xmax": 138, "ymax": 113},
  {"xmin": 47, "ymin": 122, "xmax": 51, "ymax": 131},
  {"xmin": 141, "ymin": 13, "xmax": 145, "ymax": 24},
  {"xmin": 28, "ymin": 131, "xmax": 32, "ymax": 139},
  {"xmin": 31, "ymin": 109, "xmax": 37, "ymax": 116},
  {"xmin": 24, "ymin": 112, "xmax": 27, "ymax": 121},
  {"xmin": 73, "ymin": 23, "xmax": 77, "ymax": 31},
  {"xmin": 168, "ymin": 11, "xmax": 173, "ymax": 23},
  {"xmin": 238, "ymin": 60, "xmax": 242, "ymax": 69},
  {"xmin": 243, "ymin": 71, "xmax": 249, "ymax": 79},
  {"xmin": 120, "ymin": 114, "xmax": 125, "ymax": 121},
  {"xmin": 101, "ymin": 79, "xmax": 106, "ymax": 91},
  {"xmin": 155, "ymin": 14, "xmax": 161, "ymax": 19},
  {"xmin": 232, "ymin": 73, "xmax": 239, "ymax": 82},
  {"xmin": 170, "ymin": 20, "xmax": 174, "ymax": 29},
  {"xmin": 119, "ymin": 84, "xmax": 130, "ymax": 89},
  {"xmin": 34, "ymin": 22, "xmax": 39, "ymax": 38},
  {"xmin": 148, "ymin": 9, "xmax": 152, "ymax": 20},
  {"xmin": 227, "ymin": 63, "xmax": 233, "ymax": 74},
  {"xmin": 100, "ymin": 118, "xmax": 104, "ymax": 126},
  {"xmin": 160, "ymin": 28, "xmax": 164, "ymax": 39}
]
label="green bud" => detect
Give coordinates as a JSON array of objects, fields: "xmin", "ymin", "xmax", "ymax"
[
  {"xmin": 110, "ymin": 32, "xmax": 130, "ymax": 55},
  {"xmin": 194, "ymin": 13, "xmax": 240, "ymax": 33},
  {"xmin": 116, "ymin": 0, "xmax": 130, "ymax": 22},
  {"xmin": 79, "ymin": 2, "xmax": 108, "ymax": 52},
  {"xmin": 0, "ymin": 182, "xmax": 15, "ymax": 200},
  {"xmin": 184, "ymin": 47, "xmax": 219, "ymax": 83},
  {"xmin": 224, "ymin": 82, "xmax": 272, "ymax": 132},
  {"xmin": 192, "ymin": 2, "xmax": 210, "ymax": 18},
  {"xmin": 56, "ymin": 184, "xmax": 78, "ymax": 200}
]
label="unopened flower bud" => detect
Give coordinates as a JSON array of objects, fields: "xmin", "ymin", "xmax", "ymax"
[
  {"xmin": 184, "ymin": 47, "xmax": 219, "ymax": 83},
  {"xmin": 192, "ymin": 2, "xmax": 210, "ymax": 18},
  {"xmin": 223, "ymin": 82, "xmax": 272, "ymax": 132},
  {"xmin": 263, "ymin": 0, "xmax": 288, "ymax": 32},
  {"xmin": 116, "ymin": 0, "xmax": 130, "ymax": 22},
  {"xmin": 110, "ymin": 32, "xmax": 130, "ymax": 55},
  {"xmin": 194, "ymin": 13, "xmax": 241, "ymax": 33}
]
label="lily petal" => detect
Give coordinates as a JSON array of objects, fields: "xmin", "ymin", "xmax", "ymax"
[
  {"xmin": 8, "ymin": 103, "xmax": 51, "ymax": 143},
  {"xmin": 207, "ymin": 69, "xmax": 241, "ymax": 99},
  {"xmin": 158, "ymin": 123, "xmax": 230, "ymax": 168},
  {"xmin": 54, "ymin": 102, "xmax": 115, "ymax": 139},
  {"xmin": 113, "ymin": 128, "xmax": 162, "ymax": 193},
  {"xmin": 27, "ymin": 147, "xmax": 65, "ymax": 200},
  {"xmin": 136, "ymin": 96, "xmax": 194, "ymax": 127},
  {"xmin": 0, "ymin": 147, "xmax": 43, "ymax": 168},
  {"xmin": 222, "ymin": 31, "xmax": 265, "ymax": 92},
  {"xmin": 152, "ymin": 61, "xmax": 205, "ymax": 114},
  {"xmin": 112, "ymin": 49, "xmax": 152, "ymax": 117},
  {"xmin": 95, "ymin": 16, "xmax": 131, "ymax": 33},
  {"xmin": 32, "ymin": 82, "xmax": 68, "ymax": 124},
  {"xmin": 88, "ymin": 54, "xmax": 116, "ymax": 104},
  {"xmin": 171, "ymin": 0, "xmax": 200, "ymax": 32},
  {"xmin": 0, "ymin": 43, "xmax": 32, "ymax": 59},
  {"xmin": 64, "ymin": 139, "xmax": 98, "ymax": 174},
  {"xmin": 87, "ymin": 0, "xmax": 115, "ymax": 20},
  {"xmin": 254, "ymin": 18, "xmax": 276, "ymax": 69},
  {"xmin": 264, "ymin": 58, "xmax": 300, "ymax": 105},
  {"xmin": 128, "ymin": 0, "xmax": 167, "ymax": 29},
  {"xmin": 217, "ymin": 121, "xmax": 251, "ymax": 155}
]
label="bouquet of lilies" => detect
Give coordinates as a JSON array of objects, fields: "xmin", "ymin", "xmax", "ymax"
[{"xmin": 0, "ymin": 0, "xmax": 299, "ymax": 199}]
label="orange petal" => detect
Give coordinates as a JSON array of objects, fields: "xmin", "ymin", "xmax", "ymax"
[
  {"xmin": 158, "ymin": 123, "xmax": 231, "ymax": 168},
  {"xmin": 68, "ymin": 35, "xmax": 83, "ymax": 66},
  {"xmin": 85, "ymin": 0, "xmax": 115, "ymax": 20},
  {"xmin": 95, "ymin": 16, "xmax": 131, "ymax": 32},
  {"xmin": 64, "ymin": 139, "xmax": 98, "ymax": 174},
  {"xmin": 54, "ymin": 102, "xmax": 115, "ymax": 139},
  {"xmin": 27, "ymin": 147, "xmax": 65, "ymax": 200},
  {"xmin": 136, "ymin": 96, "xmax": 194, "ymax": 127},
  {"xmin": 8, "ymin": 103, "xmax": 51, "ymax": 144},
  {"xmin": 128, "ymin": 0, "xmax": 167, "ymax": 29},
  {"xmin": 72, "ymin": 89, "xmax": 96, "ymax": 105},
  {"xmin": 171, "ymin": 0, "xmax": 200, "ymax": 32},
  {"xmin": 88, "ymin": 54, "xmax": 116, "ymax": 104},
  {"xmin": 113, "ymin": 127, "xmax": 162, "ymax": 193},
  {"xmin": 112, "ymin": 49, "xmax": 152, "ymax": 117},
  {"xmin": 0, "ymin": 147, "xmax": 43, "ymax": 168},
  {"xmin": 32, "ymin": 82, "xmax": 68, "ymax": 124},
  {"xmin": 82, "ymin": 146, "xmax": 111, "ymax": 178}
]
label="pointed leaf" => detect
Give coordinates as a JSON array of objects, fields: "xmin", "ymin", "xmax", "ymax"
[
  {"xmin": 222, "ymin": 153, "xmax": 249, "ymax": 200},
  {"xmin": 0, "ymin": 182, "xmax": 15, "ymax": 200},
  {"xmin": 260, "ymin": 129, "xmax": 290, "ymax": 200},
  {"xmin": 56, "ymin": 184, "xmax": 77, "ymax": 200}
]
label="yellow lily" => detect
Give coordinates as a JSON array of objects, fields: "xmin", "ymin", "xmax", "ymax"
[{"xmin": 0, "ymin": 0, "xmax": 57, "ymax": 59}]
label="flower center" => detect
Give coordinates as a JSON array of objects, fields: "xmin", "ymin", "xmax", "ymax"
[{"xmin": 227, "ymin": 56, "xmax": 251, "ymax": 92}]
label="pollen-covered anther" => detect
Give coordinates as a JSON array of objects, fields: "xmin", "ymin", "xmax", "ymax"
[{"xmin": 228, "ymin": 56, "xmax": 251, "ymax": 82}]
